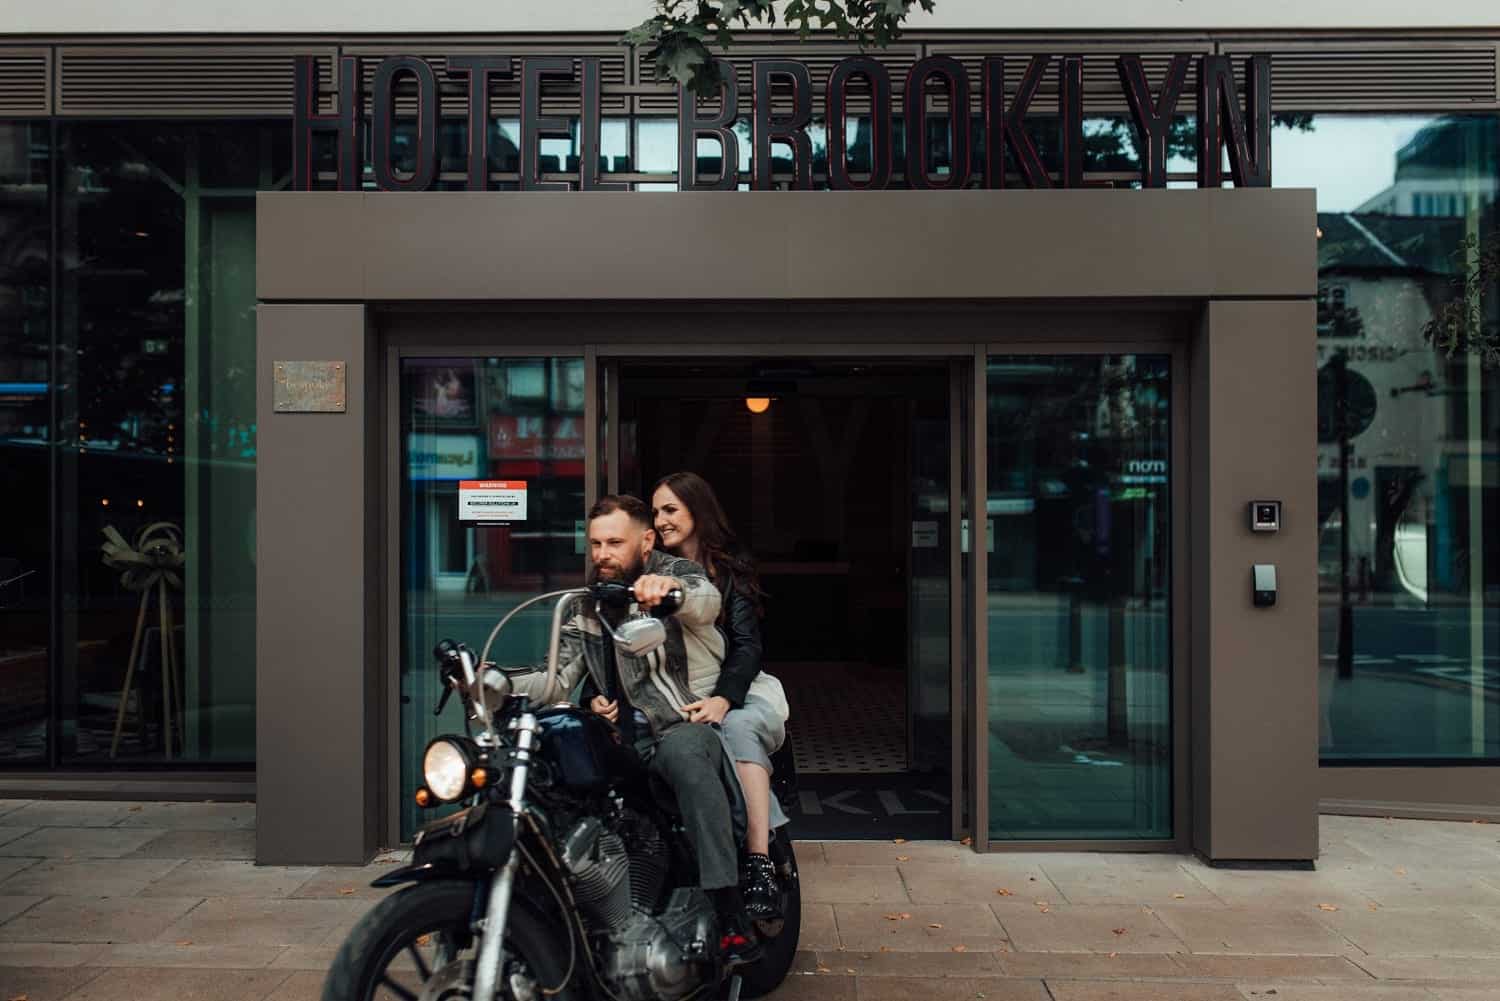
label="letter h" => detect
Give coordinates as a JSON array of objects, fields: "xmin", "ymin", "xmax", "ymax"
[{"xmin": 294, "ymin": 55, "xmax": 363, "ymax": 191}]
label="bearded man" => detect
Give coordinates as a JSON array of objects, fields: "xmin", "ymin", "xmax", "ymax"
[{"xmin": 508, "ymin": 493, "xmax": 761, "ymax": 966}]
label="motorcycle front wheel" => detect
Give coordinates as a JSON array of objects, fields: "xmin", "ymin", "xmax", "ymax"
[
  {"xmin": 322, "ymin": 879, "xmax": 579, "ymax": 1001},
  {"xmin": 734, "ymin": 826, "xmax": 802, "ymax": 999}
]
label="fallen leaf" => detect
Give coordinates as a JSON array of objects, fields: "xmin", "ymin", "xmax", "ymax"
[
  {"xmin": 879, "ymin": 946, "xmax": 892, "ymax": 953},
  {"xmin": 884, "ymin": 913, "xmax": 902, "ymax": 921},
  {"xmin": 1172, "ymin": 893, "xmax": 1186, "ymax": 899},
  {"xmin": 951, "ymin": 944, "xmax": 968, "ymax": 952},
  {"xmin": 996, "ymin": 888, "xmax": 1014, "ymax": 896},
  {"xmin": 175, "ymin": 940, "xmax": 193, "ymax": 947},
  {"xmin": 1108, "ymin": 952, "xmax": 1118, "ymax": 958},
  {"xmin": 815, "ymin": 963, "xmax": 831, "ymax": 974},
  {"xmin": 1368, "ymin": 903, "xmax": 1380, "ymax": 911},
  {"xmin": 893, "ymin": 838, "xmax": 908, "ymax": 845},
  {"xmin": 1317, "ymin": 903, "xmax": 1339, "ymax": 912},
  {"xmin": 1395, "ymin": 867, "xmax": 1408, "ymax": 876},
  {"xmin": 928, "ymin": 923, "xmax": 944, "ymax": 929},
  {"xmin": 1112, "ymin": 928, "xmax": 1127, "ymax": 935},
  {"xmin": 338, "ymin": 887, "xmax": 356, "ymax": 896},
  {"xmin": 128, "ymin": 805, "xmax": 143, "ymax": 812}
]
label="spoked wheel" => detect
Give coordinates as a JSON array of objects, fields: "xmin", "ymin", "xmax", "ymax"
[
  {"xmin": 734, "ymin": 826, "xmax": 802, "ymax": 999},
  {"xmin": 322, "ymin": 881, "xmax": 578, "ymax": 1001}
]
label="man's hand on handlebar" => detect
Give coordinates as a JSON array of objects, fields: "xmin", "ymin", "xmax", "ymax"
[
  {"xmin": 632, "ymin": 574, "xmax": 683, "ymax": 611},
  {"xmin": 589, "ymin": 695, "xmax": 620, "ymax": 724}
]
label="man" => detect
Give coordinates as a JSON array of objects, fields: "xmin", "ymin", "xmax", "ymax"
[{"xmin": 510, "ymin": 494, "xmax": 761, "ymax": 965}]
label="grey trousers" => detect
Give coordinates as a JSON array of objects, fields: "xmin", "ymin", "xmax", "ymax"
[{"xmin": 648, "ymin": 722, "xmax": 739, "ymax": 890}]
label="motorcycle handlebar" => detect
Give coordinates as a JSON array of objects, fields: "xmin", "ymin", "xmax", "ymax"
[{"xmin": 588, "ymin": 581, "xmax": 684, "ymax": 615}]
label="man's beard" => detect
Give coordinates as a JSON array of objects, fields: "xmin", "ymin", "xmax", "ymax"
[{"xmin": 590, "ymin": 549, "xmax": 646, "ymax": 584}]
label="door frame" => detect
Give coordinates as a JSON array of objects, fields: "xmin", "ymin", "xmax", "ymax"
[
  {"xmin": 382, "ymin": 340, "xmax": 592, "ymax": 848},
  {"xmin": 975, "ymin": 337, "xmax": 1191, "ymax": 854},
  {"xmin": 379, "ymin": 331, "xmax": 1189, "ymax": 852},
  {"xmin": 595, "ymin": 342, "xmax": 979, "ymax": 842}
]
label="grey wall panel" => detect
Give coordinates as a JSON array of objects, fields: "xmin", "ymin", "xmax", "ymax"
[
  {"xmin": 257, "ymin": 190, "xmax": 1317, "ymax": 304},
  {"xmin": 255, "ymin": 303, "xmax": 375, "ymax": 866},
  {"xmin": 1191, "ymin": 299, "xmax": 1320, "ymax": 863},
  {"xmin": 1321, "ymin": 769, "xmax": 1500, "ymax": 821}
]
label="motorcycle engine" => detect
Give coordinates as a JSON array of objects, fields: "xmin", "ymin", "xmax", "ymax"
[{"xmin": 559, "ymin": 812, "xmax": 714, "ymax": 1001}]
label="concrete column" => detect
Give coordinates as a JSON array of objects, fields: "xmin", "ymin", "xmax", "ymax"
[
  {"xmin": 255, "ymin": 304, "xmax": 378, "ymax": 865},
  {"xmin": 1190, "ymin": 299, "xmax": 1319, "ymax": 864}
]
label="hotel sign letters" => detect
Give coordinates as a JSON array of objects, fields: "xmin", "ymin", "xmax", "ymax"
[{"xmin": 292, "ymin": 52, "xmax": 1270, "ymax": 192}]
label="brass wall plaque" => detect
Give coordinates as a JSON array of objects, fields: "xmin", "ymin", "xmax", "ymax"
[{"xmin": 273, "ymin": 361, "xmax": 347, "ymax": 413}]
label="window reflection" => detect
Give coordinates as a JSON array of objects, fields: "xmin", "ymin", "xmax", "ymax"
[
  {"xmin": 54, "ymin": 122, "xmax": 281, "ymax": 764},
  {"xmin": 1277, "ymin": 114, "xmax": 1500, "ymax": 761},
  {"xmin": 0, "ymin": 122, "xmax": 50, "ymax": 763},
  {"xmin": 400, "ymin": 355, "xmax": 585, "ymax": 839},
  {"xmin": 986, "ymin": 355, "xmax": 1173, "ymax": 840}
]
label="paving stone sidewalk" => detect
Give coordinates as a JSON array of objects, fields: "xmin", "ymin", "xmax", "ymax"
[{"xmin": 1, "ymin": 800, "xmax": 1499, "ymax": 1000}]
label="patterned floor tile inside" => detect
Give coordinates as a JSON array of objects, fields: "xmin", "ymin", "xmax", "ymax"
[{"xmin": 772, "ymin": 661, "xmax": 906, "ymax": 773}]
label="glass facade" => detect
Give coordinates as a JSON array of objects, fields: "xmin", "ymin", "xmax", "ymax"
[
  {"xmin": 1, "ymin": 121, "xmax": 283, "ymax": 766},
  {"xmin": 986, "ymin": 355, "xmax": 1173, "ymax": 840},
  {"xmin": 399, "ymin": 355, "xmax": 586, "ymax": 838},
  {"xmin": 1275, "ymin": 115, "xmax": 1500, "ymax": 761},
  {"xmin": 0, "ymin": 122, "xmax": 51, "ymax": 762}
]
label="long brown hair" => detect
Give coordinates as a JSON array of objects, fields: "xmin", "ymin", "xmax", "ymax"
[{"xmin": 651, "ymin": 471, "xmax": 764, "ymax": 617}]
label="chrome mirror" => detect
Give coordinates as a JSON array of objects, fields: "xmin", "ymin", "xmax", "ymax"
[{"xmin": 609, "ymin": 616, "xmax": 667, "ymax": 657}]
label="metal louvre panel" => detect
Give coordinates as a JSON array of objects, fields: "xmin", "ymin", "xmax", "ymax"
[
  {"xmin": 0, "ymin": 49, "xmax": 51, "ymax": 116},
  {"xmin": 636, "ymin": 43, "xmax": 922, "ymax": 115},
  {"xmin": 57, "ymin": 46, "xmax": 335, "ymax": 116},
  {"xmin": 1224, "ymin": 45, "xmax": 1500, "ymax": 110},
  {"xmin": 923, "ymin": 42, "xmax": 1213, "ymax": 116},
  {"xmin": 344, "ymin": 48, "xmax": 628, "ymax": 117}
]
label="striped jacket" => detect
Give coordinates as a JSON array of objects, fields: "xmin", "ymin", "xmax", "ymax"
[{"xmin": 526, "ymin": 550, "xmax": 724, "ymax": 735}]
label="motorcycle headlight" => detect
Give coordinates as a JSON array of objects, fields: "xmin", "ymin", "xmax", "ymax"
[{"xmin": 422, "ymin": 738, "xmax": 476, "ymax": 803}]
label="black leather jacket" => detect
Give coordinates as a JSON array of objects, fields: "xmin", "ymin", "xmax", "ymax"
[{"xmin": 712, "ymin": 570, "xmax": 763, "ymax": 709}]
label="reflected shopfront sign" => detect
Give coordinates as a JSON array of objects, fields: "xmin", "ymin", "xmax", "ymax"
[
  {"xmin": 291, "ymin": 52, "xmax": 1271, "ymax": 192},
  {"xmin": 407, "ymin": 433, "xmax": 482, "ymax": 480}
]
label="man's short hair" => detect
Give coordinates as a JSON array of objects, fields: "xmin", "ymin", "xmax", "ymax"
[{"xmin": 588, "ymin": 493, "xmax": 651, "ymax": 528}]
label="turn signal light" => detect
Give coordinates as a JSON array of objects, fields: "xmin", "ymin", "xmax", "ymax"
[
  {"xmin": 414, "ymin": 787, "xmax": 433, "ymax": 808},
  {"xmin": 471, "ymin": 768, "xmax": 490, "ymax": 788}
]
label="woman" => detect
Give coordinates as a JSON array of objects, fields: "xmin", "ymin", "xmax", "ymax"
[{"xmin": 651, "ymin": 471, "xmax": 789, "ymax": 920}]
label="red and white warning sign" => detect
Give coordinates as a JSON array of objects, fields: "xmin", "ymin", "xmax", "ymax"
[{"xmin": 459, "ymin": 480, "xmax": 527, "ymax": 522}]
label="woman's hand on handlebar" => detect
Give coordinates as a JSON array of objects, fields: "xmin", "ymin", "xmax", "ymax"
[
  {"xmin": 632, "ymin": 574, "xmax": 682, "ymax": 611},
  {"xmin": 589, "ymin": 695, "xmax": 620, "ymax": 724}
]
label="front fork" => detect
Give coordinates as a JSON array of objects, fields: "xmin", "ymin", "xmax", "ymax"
[{"xmin": 471, "ymin": 709, "xmax": 538, "ymax": 1001}]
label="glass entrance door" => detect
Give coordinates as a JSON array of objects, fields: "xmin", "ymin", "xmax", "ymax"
[
  {"xmin": 985, "ymin": 354, "xmax": 1174, "ymax": 841},
  {"xmin": 606, "ymin": 358, "xmax": 961, "ymax": 840},
  {"xmin": 398, "ymin": 353, "xmax": 587, "ymax": 840}
]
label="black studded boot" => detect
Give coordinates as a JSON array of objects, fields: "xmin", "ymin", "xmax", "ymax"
[{"xmin": 741, "ymin": 853, "xmax": 783, "ymax": 924}]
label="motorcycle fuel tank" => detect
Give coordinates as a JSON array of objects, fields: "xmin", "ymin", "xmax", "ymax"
[{"xmin": 535, "ymin": 705, "xmax": 642, "ymax": 793}]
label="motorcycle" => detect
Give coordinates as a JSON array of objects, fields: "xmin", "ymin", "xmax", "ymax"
[{"xmin": 323, "ymin": 581, "xmax": 802, "ymax": 1001}]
